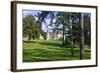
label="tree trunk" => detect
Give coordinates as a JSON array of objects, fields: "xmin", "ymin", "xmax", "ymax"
[
  {"xmin": 79, "ymin": 13, "xmax": 85, "ymax": 59},
  {"xmin": 46, "ymin": 25, "xmax": 49, "ymax": 40},
  {"xmin": 69, "ymin": 13, "xmax": 74, "ymax": 56},
  {"xmin": 28, "ymin": 34, "xmax": 31, "ymax": 42},
  {"xmin": 52, "ymin": 29, "xmax": 55, "ymax": 40},
  {"xmin": 62, "ymin": 24, "xmax": 65, "ymax": 46}
]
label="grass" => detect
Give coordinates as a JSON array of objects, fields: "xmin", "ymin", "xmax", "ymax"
[{"xmin": 23, "ymin": 40, "xmax": 91, "ymax": 62}]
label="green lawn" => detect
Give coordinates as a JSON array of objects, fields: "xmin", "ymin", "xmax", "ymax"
[{"xmin": 23, "ymin": 40, "xmax": 91, "ymax": 62}]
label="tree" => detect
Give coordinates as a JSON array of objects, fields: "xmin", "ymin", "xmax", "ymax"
[
  {"xmin": 55, "ymin": 12, "xmax": 80, "ymax": 56},
  {"xmin": 84, "ymin": 14, "xmax": 91, "ymax": 46},
  {"xmin": 79, "ymin": 13, "xmax": 84, "ymax": 59},
  {"xmin": 23, "ymin": 15, "xmax": 41, "ymax": 41},
  {"xmin": 69, "ymin": 12, "xmax": 74, "ymax": 56},
  {"xmin": 55, "ymin": 12, "xmax": 69, "ymax": 45},
  {"xmin": 34, "ymin": 11, "xmax": 52, "ymax": 40},
  {"xmin": 41, "ymin": 30, "xmax": 47, "ymax": 40}
]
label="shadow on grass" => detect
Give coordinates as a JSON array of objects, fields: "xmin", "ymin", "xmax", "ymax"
[
  {"xmin": 23, "ymin": 47, "xmax": 90, "ymax": 62},
  {"xmin": 23, "ymin": 48, "xmax": 73, "ymax": 62},
  {"xmin": 23, "ymin": 40, "xmax": 70, "ymax": 48},
  {"xmin": 23, "ymin": 40, "xmax": 36, "ymax": 43},
  {"xmin": 23, "ymin": 40, "xmax": 91, "ymax": 62},
  {"xmin": 39, "ymin": 41, "xmax": 62, "ymax": 47}
]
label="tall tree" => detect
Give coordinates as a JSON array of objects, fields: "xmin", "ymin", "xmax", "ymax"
[
  {"xmin": 79, "ymin": 13, "xmax": 85, "ymax": 59},
  {"xmin": 69, "ymin": 12, "xmax": 74, "ymax": 56},
  {"xmin": 23, "ymin": 15, "xmax": 41, "ymax": 41},
  {"xmin": 35, "ymin": 11, "xmax": 55, "ymax": 40},
  {"xmin": 84, "ymin": 14, "xmax": 91, "ymax": 46},
  {"xmin": 55, "ymin": 12, "xmax": 69, "ymax": 45}
]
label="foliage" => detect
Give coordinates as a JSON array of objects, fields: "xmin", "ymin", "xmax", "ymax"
[
  {"xmin": 41, "ymin": 30, "xmax": 47, "ymax": 40},
  {"xmin": 23, "ymin": 15, "xmax": 41, "ymax": 41},
  {"xmin": 84, "ymin": 14, "xmax": 91, "ymax": 46}
]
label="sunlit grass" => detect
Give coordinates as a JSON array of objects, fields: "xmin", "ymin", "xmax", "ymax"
[{"xmin": 23, "ymin": 40, "xmax": 91, "ymax": 62}]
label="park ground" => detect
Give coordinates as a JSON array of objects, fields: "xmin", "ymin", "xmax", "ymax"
[{"xmin": 23, "ymin": 40, "xmax": 91, "ymax": 62}]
